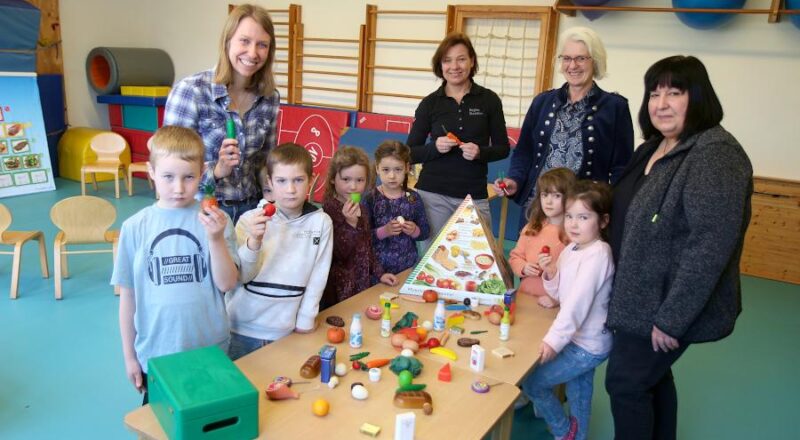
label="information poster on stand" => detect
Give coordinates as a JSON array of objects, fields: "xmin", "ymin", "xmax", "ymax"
[{"xmin": 0, "ymin": 73, "xmax": 56, "ymax": 198}]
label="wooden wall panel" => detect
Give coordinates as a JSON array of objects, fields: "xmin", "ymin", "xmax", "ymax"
[{"xmin": 741, "ymin": 177, "xmax": 800, "ymax": 284}]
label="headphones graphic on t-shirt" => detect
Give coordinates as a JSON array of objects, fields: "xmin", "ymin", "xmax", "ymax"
[{"xmin": 147, "ymin": 228, "xmax": 208, "ymax": 286}]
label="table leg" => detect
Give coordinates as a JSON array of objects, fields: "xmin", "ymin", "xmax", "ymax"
[{"xmin": 489, "ymin": 404, "xmax": 514, "ymax": 440}]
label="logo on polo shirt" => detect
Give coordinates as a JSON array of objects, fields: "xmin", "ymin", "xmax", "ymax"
[{"xmin": 469, "ymin": 108, "xmax": 484, "ymax": 116}]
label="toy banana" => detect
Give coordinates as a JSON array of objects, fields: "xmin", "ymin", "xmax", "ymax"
[{"xmin": 430, "ymin": 347, "xmax": 458, "ymax": 361}]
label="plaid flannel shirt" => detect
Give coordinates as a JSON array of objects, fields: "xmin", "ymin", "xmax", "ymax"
[{"xmin": 163, "ymin": 68, "xmax": 280, "ymax": 202}]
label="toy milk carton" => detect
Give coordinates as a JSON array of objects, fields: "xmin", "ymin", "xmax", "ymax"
[{"xmin": 147, "ymin": 346, "xmax": 258, "ymax": 440}]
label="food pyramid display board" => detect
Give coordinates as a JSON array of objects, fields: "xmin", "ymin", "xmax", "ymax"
[{"xmin": 400, "ymin": 195, "xmax": 513, "ymax": 305}]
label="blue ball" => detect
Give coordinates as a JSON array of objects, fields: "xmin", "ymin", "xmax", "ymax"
[
  {"xmin": 673, "ymin": 0, "xmax": 746, "ymax": 30},
  {"xmin": 787, "ymin": 0, "xmax": 800, "ymax": 29},
  {"xmin": 574, "ymin": 0, "xmax": 611, "ymax": 21}
]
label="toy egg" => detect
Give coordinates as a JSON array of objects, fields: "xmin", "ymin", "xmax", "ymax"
[
  {"xmin": 422, "ymin": 320, "xmax": 433, "ymax": 331},
  {"xmin": 328, "ymin": 376, "xmax": 340, "ymax": 389},
  {"xmin": 397, "ymin": 216, "xmax": 405, "ymax": 225},
  {"xmin": 400, "ymin": 348, "xmax": 415, "ymax": 357},
  {"xmin": 335, "ymin": 362, "xmax": 348, "ymax": 377},
  {"xmin": 488, "ymin": 312, "xmax": 502, "ymax": 325},
  {"xmin": 351, "ymin": 384, "xmax": 369, "ymax": 400}
]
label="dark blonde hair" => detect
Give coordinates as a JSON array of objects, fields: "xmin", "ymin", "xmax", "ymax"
[
  {"xmin": 431, "ymin": 32, "xmax": 478, "ymax": 81},
  {"xmin": 374, "ymin": 140, "xmax": 411, "ymax": 192},
  {"xmin": 214, "ymin": 4, "xmax": 276, "ymax": 96},
  {"xmin": 266, "ymin": 143, "xmax": 313, "ymax": 179},
  {"xmin": 149, "ymin": 126, "xmax": 205, "ymax": 168},
  {"xmin": 566, "ymin": 180, "xmax": 613, "ymax": 242},
  {"xmin": 324, "ymin": 146, "xmax": 372, "ymax": 199},
  {"xmin": 524, "ymin": 168, "xmax": 576, "ymax": 238}
]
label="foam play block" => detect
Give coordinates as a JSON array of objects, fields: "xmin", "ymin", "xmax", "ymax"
[
  {"xmin": 121, "ymin": 86, "xmax": 171, "ymax": 97},
  {"xmin": 111, "ymin": 126, "xmax": 153, "ymax": 157},
  {"xmin": 57, "ymin": 127, "xmax": 131, "ymax": 182},
  {"xmin": 96, "ymin": 94, "xmax": 167, "ymax": 106},
  {"xmin": 122, "ymin": 105, "xmax": 159, "ymax": 131},
  {"xmin": 148, "ymin": 346, "xmax": 258, "ymax": 440},
  {"xmin": 107, "ymin": 104, "xmax": 123, "ymax": 127}
]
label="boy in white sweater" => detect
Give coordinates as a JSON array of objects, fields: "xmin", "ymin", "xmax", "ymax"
[
  {"xmin": 521, "ymin": 180, "xmax": 615, "ymax": 440},
  {"xmin": 226, "ymin": 143, "xmax": 333, "ymax": 360}
]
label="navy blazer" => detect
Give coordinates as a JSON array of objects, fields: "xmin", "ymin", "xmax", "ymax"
[{"xmin": 507, "ymin": 83, "xmax": 634, "ymax": 213}]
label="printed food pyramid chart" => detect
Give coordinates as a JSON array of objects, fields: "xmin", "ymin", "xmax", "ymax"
[{"xmin": 400, "ymin": 195, "xmax": 513, "ymax": 304}]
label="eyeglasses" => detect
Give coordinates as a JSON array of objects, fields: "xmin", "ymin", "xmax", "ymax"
[{"xmin": 558, "ymin": 55, "xmax": 592, "ymax": 65}]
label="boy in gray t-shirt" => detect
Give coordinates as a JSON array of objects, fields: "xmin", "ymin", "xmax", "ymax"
[{"xmin": 112, "ymin": 126, "xmax": 239, "ymax": 404}]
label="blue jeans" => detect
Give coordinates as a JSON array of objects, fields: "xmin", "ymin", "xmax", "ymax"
[
  {"xmin": 522, "ymin": 343, "xmax": 608, "ymax": 440},
  {"xmin": 228, "ymin": 332, "xmax": 272, "ymax": 360}
]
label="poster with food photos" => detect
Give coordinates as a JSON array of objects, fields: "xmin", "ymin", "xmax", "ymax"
[
  {"xmin": 400, "ymin": 195, "xmax": 514, "ymax": 305},
  {"xmin": 0, "ymin": 73, "xmax": 56, "ymax": 198}
]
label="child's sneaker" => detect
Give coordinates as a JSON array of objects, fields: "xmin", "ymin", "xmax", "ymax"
[
  {"xmin": 513, "ymin": 393, "xmax": 530, "ymax": 410},
  {"xmin": 554, "ymin": 416, "xmax": 578, "ymax": 440}
]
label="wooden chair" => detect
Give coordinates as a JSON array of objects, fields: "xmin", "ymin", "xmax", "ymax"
[
  {"xmin": 50, "ymin": 196, "xmax": 120, "ymax": 300},
  {"xmin": 0, "ymin": 203, "xmax": 49, "ymax": 299},
  {"xmin": 127, "ymin": 136, "xmax": 153, "ymax": 196},
  {"xmin": 81, "ymin": 132, "xmax": 128, "ymax": 199}
]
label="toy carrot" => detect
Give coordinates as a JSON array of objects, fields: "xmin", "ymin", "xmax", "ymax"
[
  {"xmin": 441, "ymin": 124, "xmax": 463, "ymax": 145},
  {"xmin": 365, "ymin": 358, "xmax": 391, "ymax": 369}
]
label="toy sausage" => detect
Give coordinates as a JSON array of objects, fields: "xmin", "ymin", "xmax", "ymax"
[
  {"xmin": 457, "ymin": 338, "xmax": 480, "ymax": 347},
  {"xmin": 300, "ymin": 355, "xmax": 321, "ymax": 379},
  {"xmin": 393, "ymin": 390, "xmax": 433, "ymax": 409}
]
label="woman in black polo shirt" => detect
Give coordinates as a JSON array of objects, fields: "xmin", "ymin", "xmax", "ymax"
[{"xmin": 407, "ymin": 32, "xmax": 510, "ymax": 249}]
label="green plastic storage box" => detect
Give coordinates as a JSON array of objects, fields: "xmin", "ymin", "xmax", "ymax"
[{"xmin": 147, "ymin": 346, "xmax": 258, "ymax": 440}]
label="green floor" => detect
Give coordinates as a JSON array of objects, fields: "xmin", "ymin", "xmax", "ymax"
[{"xmin": 1, "ymin": 178, "xmax": 798, "ymax": 439}]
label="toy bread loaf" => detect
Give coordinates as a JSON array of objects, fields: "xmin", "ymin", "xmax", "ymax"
[
  {"xmin": 300, "ymin": 355, "xmax": 321, "ymax": 378},
  {"xmin": 393, "ymin": 390, "xmax": 433, "ymax": 409}
]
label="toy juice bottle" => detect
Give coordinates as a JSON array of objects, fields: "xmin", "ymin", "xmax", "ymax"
[
  {"xmin": 499, "ymin": 306, "xmax": 511, "ymax": 341},
  {"xmin": 381, "ymin": 302, "xmax": 392, "ymax": 337},
  {"xmin": 433, "ymin": 299, "xmax": 446, "ymax": 332},
  {"xmin": 350, "ymin": 313, "xmax": 363, "ymax": 348}
]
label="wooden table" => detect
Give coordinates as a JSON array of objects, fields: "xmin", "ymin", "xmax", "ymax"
[
  {"xmin": 124, "ymin": 272, "xmax": 535, "ymax": 439},
  {"xmin": 316, "ymin": 271, "xmax": 557, "ymax": 386}
]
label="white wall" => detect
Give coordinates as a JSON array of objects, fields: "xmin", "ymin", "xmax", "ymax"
[{"xmin": 60, "ymin": 0, "xmax": 800, "ymax": 179}]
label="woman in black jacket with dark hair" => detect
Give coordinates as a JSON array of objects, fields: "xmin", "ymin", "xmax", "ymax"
[{"xmin": 605, "ymin": 55, "xmax": 752, "ymax": 440}]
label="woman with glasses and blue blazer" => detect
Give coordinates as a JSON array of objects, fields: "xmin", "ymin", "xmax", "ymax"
[{"xmin": 495, "ymin": 27, "xmax": 634, "ymax": 231}]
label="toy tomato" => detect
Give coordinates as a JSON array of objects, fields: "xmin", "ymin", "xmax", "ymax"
[
  {"xmin": 426, "ymin": 337, "xmax": 441, "ymax": 348},
  {"xmin": 422, "ymin": 289, "xmax": 438, "ymax": 303},
  {"xmin": 541, "ymin": 245, "xmax": 551, "ymax": 254},
  {"xmin": 327, "ymin": 327, "xmax": 345, "ymax": 344},
  {"xmin": 263, "ymin": 202, "xmax": 276, "ymax": 217},
  {"xmin": 498, "ymin": 181, "xmax": 507, "ymax": 189}
]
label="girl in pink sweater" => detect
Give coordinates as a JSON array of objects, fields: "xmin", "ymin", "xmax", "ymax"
[
  {"xmin": 509, "ymin": 167, "xmax": 575, "ymax": 298},
  {"xmin": 522, "ymin": 180, "xmax": 615, "ymax": 440}
]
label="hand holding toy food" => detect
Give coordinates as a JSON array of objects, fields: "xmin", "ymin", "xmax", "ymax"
[{"xmin": 200, "ymin": 185, "xmax": 218, "ymax": 214}]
